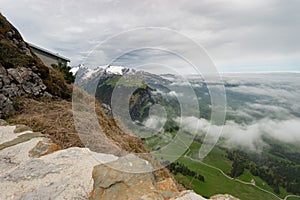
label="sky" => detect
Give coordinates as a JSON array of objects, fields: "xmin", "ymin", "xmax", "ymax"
[{"xmin": 1, "ymin": 0, "xmax": 300, "ymax": 73}]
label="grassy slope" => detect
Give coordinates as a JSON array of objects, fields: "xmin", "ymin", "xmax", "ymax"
[
  {"xmin": 176, "ymin": 156, "xmax": 279, "ymax": 200},
  {"xmin": 168, "ymin": 139, "xmax": 296, "ymax": 200}
]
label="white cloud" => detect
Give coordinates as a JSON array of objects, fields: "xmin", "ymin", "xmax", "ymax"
[
  {"xmin": 143, "ymin": 115, "xmax": 166, "ymax": 131},
  {"xmin": 168, "ymin": 91, "xmax": 183, "ymax": 97},
  {"xmin": 177, "ymin": 116, "xmax": 300, "ymax": 151}
]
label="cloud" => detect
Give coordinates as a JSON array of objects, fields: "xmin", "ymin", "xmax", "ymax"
[
  {"xmin": 143, "ymin": 115, "xmax": 166, "ymax": 131},
  {"xmin": 1, "ymin": 0, "xmax": 300, "ymax": 72},
  {"xmin": 178, "ymin": 116, "xmax": 300, "ymax": 151},
  {"xmin": 168, "ymin": 91, "xmax": 183, "ymax": 97}
]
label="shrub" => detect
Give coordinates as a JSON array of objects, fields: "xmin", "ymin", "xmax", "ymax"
[{"xmin": 51, "ymin": 62, "xmax": 75, "ymax": 84}]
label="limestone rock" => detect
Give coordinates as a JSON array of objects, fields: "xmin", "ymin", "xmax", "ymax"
[
  {"xmin": 0, "ymin": 124, "xmax": 213, "ymax": 200},
  {"xmin": 0, "ymin": 125, "xmax": 117, "ymax": 199},
  {"xmin": 0, "ymin": 94, "xmax": 15, "ymax": 118},
  {"xmin": 210, "ymin": 194, "xmax": 240, "ymax": 200},
  {"xmin": 0, "ymin": 13, "xmax": 71, "ymax": 118},
  {"xmin": 156, "ymin": 178, "xmax": 179, "ymax": 198},
  {"xmin": 29, "ymin": 140, "xmax": 62, "ymax": 157},
  {"xmin": 172, "ymin": 190, "xmax": 207, "ymax": 200},
  {"xmin": 0, "ymin": 65, "xmax": 47, "ymax": 118},
  {"xmin": 0, "ymin": 119, "xmax": 8, "ymax": 126},
  {"xmin": 91, "ymin": 154, "xmax": 164, "ymax": 200},
  {"xmin": 14, "ymin": 124, "xmax": 32, "ymax": 133}
]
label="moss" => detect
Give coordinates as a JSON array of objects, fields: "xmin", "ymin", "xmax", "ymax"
[{"xmin": 44, "ymin": 67, "xmax": 72, "ymax": 99}]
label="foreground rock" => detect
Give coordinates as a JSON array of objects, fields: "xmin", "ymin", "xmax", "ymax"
[
  {"xmin": 0, "ymin": 124, "xmax": 239, "ymax": 199},
  {"xmin": 0, "ymin": 125, "xmax": 199, "ymax": 199},
  {"xmin": 0, "ymin": 125, "xmax": 118, "ymax": 199}
]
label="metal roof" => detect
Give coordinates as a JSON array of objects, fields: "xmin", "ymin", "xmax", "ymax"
[{"xmin": 28, "ymin": 43, "xmax": 70, "ymax": 62}]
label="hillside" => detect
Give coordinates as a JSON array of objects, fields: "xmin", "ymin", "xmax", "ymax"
[{"xmin": 0, "ymin": 13, "xmax": 71, "ymax": 118}]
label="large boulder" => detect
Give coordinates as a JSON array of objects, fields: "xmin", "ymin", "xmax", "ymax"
[
  {"xmin": 0, "ymin": 124, "xmax": 118, "ymax": 199},
  {"xmin": 0, "ymin": 124, "xmax": 209, "ymax": 200}
]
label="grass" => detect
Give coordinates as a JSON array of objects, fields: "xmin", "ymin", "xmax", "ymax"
[
  {"xmin": 239, "ymin": 171, "xmax": 294, "ymax": 200},
  {"xmin": 188, "ymin": 142, "xmax": 232, "ymax": 174},
  {"xmin": 176, "ymin": 157, "xmax": 282, "ymax": 200},
  {"xmin": 237, "ymin": 169, "xmax": 277, "ymax": 195}
]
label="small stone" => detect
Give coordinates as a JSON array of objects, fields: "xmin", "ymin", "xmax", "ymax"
[
  {"xmin": 14, "ymin": 125, "xmax": 32, "ymax": 133},
  {"xmin": 0, "ymin": 94, "xmax": 15, "ymax": 118},
  {"xmin": 7, "ymin": 68, "xmax": 23, "ymax": 84},
  {"xmin": 29, "ymin": 141, "xmax": 62, "ymax": 158},
  {"xmin": 5, "ymin": 31, "xmax": 13, "ymax": 38},
  {"xmin": 0, "ymin": 64, "xmax": 7, "ymax": 75},
  {"xmin": 0, "ymin": 119, "xmax": 8, "ymax": 126},
  {"xmin": 156, "ymin": 178, "xmax": 179, "ymax": 198}
]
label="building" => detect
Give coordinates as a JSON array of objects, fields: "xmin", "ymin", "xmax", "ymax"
[{"xmin": 28, "ymin": 43, "xmax": 70, "ymax": 67}]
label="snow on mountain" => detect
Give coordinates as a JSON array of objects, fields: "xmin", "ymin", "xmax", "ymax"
[
  {"xmin": 71, "ymin": 65, "xmax": 137, "ymax": 81},
  {"xmin": 105, "ymin": 65, "xmax": 136, "ymax": 75},
  {"xmin": 70, "ymin": 65, "xmax": 80, "ymax": 75}
]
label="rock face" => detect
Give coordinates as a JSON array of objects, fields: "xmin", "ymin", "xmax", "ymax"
[
  {"xmin": 0, "ymin": 13, "xmax": 49, "ymax": 118},
  {"xmin": 0, "ymin": 64, "xmax": 47, "ymax": 117},
  {"xmin": 0, "ymin": 124, "xmax": 210, "ymax": 200},
  {"xmin": 91, "ymin": 154, "xmax": 180, "ymax": 200},
  {"xmin": 0, "ymin": 13, "xmax": 71, "ymax": 118}
]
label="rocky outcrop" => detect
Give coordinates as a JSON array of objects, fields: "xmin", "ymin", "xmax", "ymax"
[
  {"xmin": 0, "ymin": 124, "xmax": 209, "ymax": 199},
  {"xmin": 0, "ymin": 124, "xmax": 241, "ymax": 199},
  {"xmin": 0, "ymin": 64, "xmax": 48, "ymax": 118},
  {"xmin": 91, "ymin": 153, "xmax": 180, "ymax": 200},
  {"xmin": 0, "ymin": 13, "xmax": 71, "ymax": 118},
  {"xmin": 0, "ymin": 124, "xmax": 118, "ymax": 199}
]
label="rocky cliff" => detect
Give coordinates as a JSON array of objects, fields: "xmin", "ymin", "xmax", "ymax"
[{"xmin": 0, "ymin": 13, "xmax": 71, "ymax": 118}]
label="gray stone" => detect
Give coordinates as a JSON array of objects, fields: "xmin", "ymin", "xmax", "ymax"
[
  {"xmin": 91, "ymin": 154, "xmax": 164, "ymax": 200},
  {"xmin": 0, "ymin": 119, "xmax": 8, "ymax": 126},
  {"xmin": 1, "ymin": 159, "xmax": 68, "ymax": 181},
  {"xmin": 2, "ymin": 75, "xmax": 11, "ymax": 85},
  {"xmin": 0, "ymin": 125, "xmax": 120, "ymax": 199},
  {"xmin": 14, "ymin": 179, "xmax": 68, "ymax": 200},
  {"xmin": 12, "ymin": 38, "xmax": 19, "ymax": 46},
  {"xmin": 173, "ymin": 191, "xmax": 207, "ymax": 200},
  {"xmin": 0, "ymin": 64, "xmax": 7, "ymax": 75},
  {"xmin": 7, "ymin": 68, "xmax": 24, "ymax": 84},
  {"xmin": 14, "ymin": 124, "xmax": 32, "ymax": 133},
  {"xmin": 0, "ymin": 94, "xmax": 15, "ymax": 119},
  {"xmin": 29, "ymin": 141, "xmax": 61, "ymax": 158},
  {"xmin": 5, "ymin": 31, "xmax": 13, "ymax": 38}
]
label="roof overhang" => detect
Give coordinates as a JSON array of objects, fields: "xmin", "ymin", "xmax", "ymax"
[{"xmin": 28, "ymin": 43, "xmax": 70, "ymax": 62}]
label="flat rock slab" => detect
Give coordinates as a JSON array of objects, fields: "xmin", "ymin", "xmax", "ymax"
[{"xmin": 0, "ymin": 125, "xmax": 118, "ymax": 199}]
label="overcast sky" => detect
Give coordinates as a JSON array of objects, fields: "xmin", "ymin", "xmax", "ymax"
[{"xmin": 1, "ymin": 0, "xmax": 300, "ymax": 72}]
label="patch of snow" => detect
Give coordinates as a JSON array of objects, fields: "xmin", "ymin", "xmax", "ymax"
[
  {"xmin": 106, "ymin": 66, "xmax": 125, "ymax": 75},
  {"xmin": 69, "ymin": 66, "xmax": 80, "ymax": 75}
]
